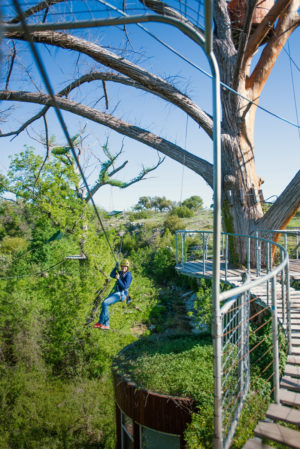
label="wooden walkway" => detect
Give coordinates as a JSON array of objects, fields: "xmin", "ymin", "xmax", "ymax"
[{"xmin": 176, "ymin": 258, "xmax": 300, "ymax": 448}]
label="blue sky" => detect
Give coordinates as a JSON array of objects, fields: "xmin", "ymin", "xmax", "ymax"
[{"xmin": 1, "ymin": 1, "xmax": 299, "ymax": 211}]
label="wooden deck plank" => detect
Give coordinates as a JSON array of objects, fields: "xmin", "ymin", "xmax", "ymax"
[
  {"xmin": 285, "ymin": 364, "xmax": 300, "ymax": 377},
  {"xmin": 243, "ymin": 438, "xmax": 273, "ymax": 449},
  {"xmin": 280, "ymin": 389, "xmax": 300, "ymax": 407},
  {"xmin": 266, "ymin": 403, "xmax": 300, "ymax": 426},
  {"xmin": 287, "ymin": 355, "xmax": 300, "ymax": 365},
  {"xmin": 254, "ymin": 422, "xmax": 300, "ymax": 448},
  {"xmin": 281, "ymin": 376, "xmax": 300, "ymax": 392}
]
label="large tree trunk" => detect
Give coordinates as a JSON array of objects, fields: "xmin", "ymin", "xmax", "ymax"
[{"xmin": 1, "ymin": 0, "xmax": 300, "ymax": 266}]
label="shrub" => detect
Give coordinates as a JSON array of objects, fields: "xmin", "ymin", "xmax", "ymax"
[
  {"xmin": 128, "ymin": 210, "xmax": 152, "ymax": 220},
  {"xmin": 163, "ymin": 215, "xmax": 185, "ymax": 233},
  {"xmin": 171, "ymin": 206, "xmax": 194, "ymax": 218}
]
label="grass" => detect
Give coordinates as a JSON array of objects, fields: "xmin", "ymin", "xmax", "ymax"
[{"xmin": 114, "ymin": 333, "xmax": 213, "ymax": 402}]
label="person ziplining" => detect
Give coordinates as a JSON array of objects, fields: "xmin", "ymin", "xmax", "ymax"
[{"xmin": 94, "ymin": 259, "xmax": 132, "ymax": 330}]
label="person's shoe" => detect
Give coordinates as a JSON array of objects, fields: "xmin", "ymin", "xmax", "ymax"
[
  {"xmin": 99, "ymin": 324, "xmax": 110, "ymax": 330},
  {"xmin": 93, "ymin": 322, "xmax": 102, "ymax": 328}
]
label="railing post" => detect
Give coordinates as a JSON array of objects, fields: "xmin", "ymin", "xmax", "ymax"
[
  {"xmin": 225, "ymin": 234, "xmax": 228, "ymax": 282},
  {"xmin": 271, "ymin": 275, "xmax": 280, "ymax": 404},
  {"xmin": 280, "ymin": 250, "xmax": 285, "ymax": 329},
  {"xmin": 256, "ymin": 231, "xmax": 261, "ymax": 277},
  {"xmin": 176, "ymin": 232, "xmax": 178, "ymax": 266},
  {"xmin": 284, "ymin": 233, "xmax": 288, "ymax": 254},
  {"xmin": 247, "ymin": 237, "xmax": 251, "ymax": 276},
  {"xmin": 181, "ymin": 233, "xmax": 184, "ymax": 267},
  {"xmin": 266, "ymin": 241, "xmax": 270, "ymax": 306},
  {"xmin": 202, "ymin": 232, "xmax": 205, "ymax": 275},
  {"xmin": 286, "ymin": 259, "xmax": 292, "ymax": 354}
]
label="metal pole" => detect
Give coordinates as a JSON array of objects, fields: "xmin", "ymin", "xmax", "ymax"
[
  {"xmin": 203, "ymin": 232, "xmax": 206, "ymax": 275},
  {"xmin": 176, "ymin": 232, "xmax": 178, "ymax": 266},
  {"xmin": 280, "ymin": 250, "xmax": 285, "ymax": 329},
  {"xmin": 206, "ymin": 8, "xmax": 223, "ymax": 445},
  {"xmin": 266, "ymin": 241, "xmax": 270, "ymax": 305},
  {"xmin": 247, "ymin": 237, "xmax": 251, "ymax": 275},
  {"xmin": 286, "ymin": 260, "xmax": 292, "ymax": 354},
  {"xmin": 181, "ymin": 233, "xmax": 184, "ymax": 267},
  {"xmin": 271, "ymin": 275, "xmax": 280, "ymax": 404},
  {"xmin": 256, "ymin": 231, "xmax": 259, "ymax": 277},
  {"xmin": 225, "ymin": 234, "xmax": 228, "ymax": 282}
]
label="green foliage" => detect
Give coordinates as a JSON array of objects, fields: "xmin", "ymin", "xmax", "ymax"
[
  {"xmin": 115, "ymin": 334, "xmax": 214, "ymax": 400},
  {"xmin": 171, "ymin": 205, "xmax": 194, "ymax": 218},
  {"xmin": 182, "ymin": 195, "xmax": 203, "ymax": 211},
  {"xmin": 0, "ymin": 236, "xmax": 28, "ymax": 254},
  {"xmin": 134, "ymin": 195, "xmax": 173, "ymax": 211},
  {"xmin": 7, "ymin": 147, "xmax": 85, "ymax": 232},
  {"xmin": 163, "ymin": 214, "xmax": 185, "ymax": 233},
  {"xmin": 151, "ymin": 247, "xmax": 176, "ymax": 284},
  {"xmin": 127, "ymin": 210, "xmax": 152, "ymax": 220}
]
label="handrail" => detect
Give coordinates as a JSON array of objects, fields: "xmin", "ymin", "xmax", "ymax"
[{"xmin": 175, "ymin": 229, "xmax": 291, "ymax": 449}]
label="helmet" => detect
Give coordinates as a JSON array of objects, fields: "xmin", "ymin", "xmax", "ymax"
[{"xmin": 120, "ymin": 259, "xmax": 130, "ymax": 267}]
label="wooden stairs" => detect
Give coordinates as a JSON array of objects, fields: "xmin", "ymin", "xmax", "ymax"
[{"xmin": 243, "ymin": 286, "xmax": 300, "ymax": 449}]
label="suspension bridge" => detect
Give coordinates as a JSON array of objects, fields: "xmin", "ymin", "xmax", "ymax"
[{"xmin": 176, "ymin": 228, "xmax": 300, "ymax": 448}]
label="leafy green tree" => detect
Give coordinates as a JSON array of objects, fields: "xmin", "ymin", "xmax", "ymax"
[
  {"xmin": 134, "ymin": 196, "xmax": 153, "ymax": 210},
  {"xmin": 170, "ymin": 206, "xmax": 194, "ymax": 218},
  {"xmin": 182, "ymin": 195, "xmax": 203, "ymax": 211}
]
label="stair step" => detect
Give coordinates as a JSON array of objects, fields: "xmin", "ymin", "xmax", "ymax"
[
  {"xmin": 285, "ymin": 364, "xmax": 300, "ymax": 378},
  {"xmin": 266, "ymin": 403, "xmax": 300, "ymax": 426},
  {"xmin": 281, "ymin": 376, "xmax": 300, "ymax": 392},
  {"xmin": 254, "ymin": 421, "xmax": 300, "ymax": 448},
  {"xmin": 292, "ymin": 348, "xmax": 300, "ymax": 355},
  {"xmin": 291, "ymin": 339, "xmax": 300, "ymax": 347},
  {"xmin": 280, "ymin": 389, "xmax": 300, "ymax": 407},
  {"xmin": 243, "ymin": 438, "xmax": 273, "ymax": 449},
  {"xmin": 288, "ymin": 355, "xmax": 300, "ymax": 365}
]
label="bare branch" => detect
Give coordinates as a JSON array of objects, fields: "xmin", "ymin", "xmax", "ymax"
[
  {"xmin": 102, "ymin": 80, "xmax": 109, "ymax": 110},
  {"xmin": 108, "ymin": 161, "xmax": 128, "ymax": 178},
  {"xmin": 33, "ymin": 115, "xmax": 50, "ymax": 187},
  {"xmin": 258, "ymin": 170, "xmax": 300, "ymax": 230},
  {"xmin": 232, "ymin": 0, "xmax": 256, "ymax": 90},
  {"xmin": 5, "ymin": 42, "xmax": 16, "ymax": 91},
  {"xmin": 5, "ymin": 30, "xmax": 213, "ymax": 137},
  {"xmin": 0, "ymin": 90, "xmax": 213, "ymax": 187},
  {"xmin": 244, "ymin": 0, "xmax": 293, "ymax": 62},
  {"xmin": 214, "ymin": 0, "xmax": 236, "ymax": 44},
  {"xmin": 8, "ymin": 0, "xmax": 67, "ymax": 24},
  {"xmin": 0, "ymin": 105, "xmax": 49, "ymax": 138},
  {"xmin": 247, "ymin": 0, "xmax": 298, "ymax": 95}
]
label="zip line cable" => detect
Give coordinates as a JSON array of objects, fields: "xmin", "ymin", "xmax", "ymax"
[
  {"xmin": 0, "ymin": 258, "xmax": 67, "ymax": 280},
  {"xmin": 283, "ymin": 45, "xmax": 300, "ymax": 74},
  {"xmin": 287, "ymin": 41, "xmax": 300, "ymax": 140},
  {"xmin": 11, "ymin": 0, "xmax": 118, "ymax": 264},
  {"xmin": 95, "ymin": 0, "xmax": 300, "ymax": 131},
  {"xmin": 2, "ymin": 1, "xmax": 300, "ymax": 129},
  {"xmin": 179, "ymin": 114, "xmax": 189, "ymax": 204}
]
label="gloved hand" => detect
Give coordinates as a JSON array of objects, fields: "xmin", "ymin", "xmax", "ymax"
[{"xmin": 115, "ymin": 261, "xmax": 119, "ymax": 269}]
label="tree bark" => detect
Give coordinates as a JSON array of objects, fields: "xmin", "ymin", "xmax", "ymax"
[{"xmin": 1, "ymin": 0, "xmax": 300, "ymax": 265}]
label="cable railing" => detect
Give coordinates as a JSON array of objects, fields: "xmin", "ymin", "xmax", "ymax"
[
  {"xmin": 255, "ymin": 228, "xmax": 300, "ymax": 262},
  {"xmin": 175, "ymin": 230, "xmax": 290, "ymax": 449}
]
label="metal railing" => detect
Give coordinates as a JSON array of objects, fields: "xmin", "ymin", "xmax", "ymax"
[
  {"xmin": 175, "ymin": 230, "xmax": 290, "ymax": 449},
  {"xmin": 255, "ymin": 228, "xmax": 300, "ymax": 261}
]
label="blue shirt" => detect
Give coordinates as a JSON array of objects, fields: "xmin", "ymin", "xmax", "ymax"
[{"xmin": 110, "ymin": 267, "xmax": 132, "ymax": 295}]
